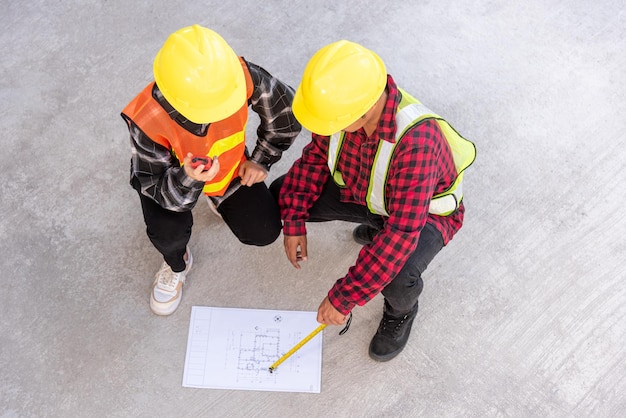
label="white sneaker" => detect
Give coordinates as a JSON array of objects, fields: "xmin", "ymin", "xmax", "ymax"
[{"xmin": 150, "ymin": 247, "xmax": 193, "ymax": 316}]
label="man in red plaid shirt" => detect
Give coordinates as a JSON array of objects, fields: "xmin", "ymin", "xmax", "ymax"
[{"xmin": 271, "ymin": 40, "xmax": 475, "ymax": 361}]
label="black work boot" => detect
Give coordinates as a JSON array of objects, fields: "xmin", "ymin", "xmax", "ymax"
[
  {"xmin": 352, "ymin": 225, "xmax": 379, "ymax": 245},
  {"xmin": 369, "ymin": 302, "xmax": 419, "ymax": 362}
]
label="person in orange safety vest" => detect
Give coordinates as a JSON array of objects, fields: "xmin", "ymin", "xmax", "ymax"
[{"xmin": 121, "ymin": 25, "xmax": 301, "ymax": 316}]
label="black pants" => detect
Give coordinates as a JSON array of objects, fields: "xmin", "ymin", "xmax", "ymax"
[
  {"xmin": 137, "ymin": 182, "xmax": 282, "ymax": 272},
  {"xmin": 270, "ymin": 175, "xmax": 444, "ymax": 316}
]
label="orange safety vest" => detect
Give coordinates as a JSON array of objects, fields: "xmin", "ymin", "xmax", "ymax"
[{"xmin": 122, "ymin": 58, "xmax": 254, "ymax": 196}]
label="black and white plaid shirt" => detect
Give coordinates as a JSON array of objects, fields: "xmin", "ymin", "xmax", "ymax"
[{"xmin": 125, "ymin": 58, "xmax": 301, "ymax": 211}]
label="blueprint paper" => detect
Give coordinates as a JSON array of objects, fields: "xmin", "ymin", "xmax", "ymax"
[{"xmin": 182, "ymin": 306, "xmax": 323, "ymax": 393}]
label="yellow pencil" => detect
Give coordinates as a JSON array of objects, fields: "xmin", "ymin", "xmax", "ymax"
[{"xmin": 268, "ymin": 323, "xmax": 327, "ymax": 373}]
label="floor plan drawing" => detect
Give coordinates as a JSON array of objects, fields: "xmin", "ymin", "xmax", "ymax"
[
  {"xmin": 227, "ymin": 327, "xmax": 280, "ymax": 383},
  {"xmin": 183, "ymin": 306, "xmax": 323, "ymax": 393}
]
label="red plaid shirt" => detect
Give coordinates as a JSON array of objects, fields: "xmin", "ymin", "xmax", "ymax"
[{"xmin": 279, "ymin": 75, "xmax": 464, "ymax": 314}]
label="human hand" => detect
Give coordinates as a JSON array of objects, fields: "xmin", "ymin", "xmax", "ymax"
[
  {"xmin": 284, "ymin": 234, "xmax": 307, "ymax": 269},
  {"xmin": 238, "ymin": 160, "xmax": 268, "ymax": 186},
  {"xmin": 183, "ymin": 153, "xmax": 220, "ymax": 182},
  {"xmin": 317, "ymin": 297, "xmax": 349, "ymax": 325}
]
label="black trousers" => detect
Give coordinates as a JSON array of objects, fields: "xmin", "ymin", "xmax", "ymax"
[
  {"xmin": 270, "ymin": 175, "xmax": 444, "ymax": 316},
  {"xmin": 137, "ymin": 182, "xmax": 282, "ymax": 272}
]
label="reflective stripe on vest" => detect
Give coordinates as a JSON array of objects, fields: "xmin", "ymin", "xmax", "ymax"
[
  {"xmin": 328, "ymin": 89, "xmax": 476, "ymax": 216},
  {"xmin": 328, "ymin": 133, "xmax": 346, "ymax": 187}
]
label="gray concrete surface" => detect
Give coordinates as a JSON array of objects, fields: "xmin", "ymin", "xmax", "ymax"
[{"xmin": 1, "ymin": 1, "xmax": 624, "ymax": 417}]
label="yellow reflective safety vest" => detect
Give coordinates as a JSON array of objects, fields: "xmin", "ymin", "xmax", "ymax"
[{"xmin": 328, "ymin": 88, "xmax": 476, "ymax": 216}]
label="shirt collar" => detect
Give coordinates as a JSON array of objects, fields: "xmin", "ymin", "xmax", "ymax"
[
  {"xmin": 375, "ymin": 75, "xmax": 401, "ymax": 144},
  {"xmin": 152, "ymin": 83, "xmax": 209, "ymax": 136}
]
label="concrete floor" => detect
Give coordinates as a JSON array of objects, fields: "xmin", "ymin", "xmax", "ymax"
[{"xmin": 2, "ymin": 1, "xmax": 625, "ymax": 417}]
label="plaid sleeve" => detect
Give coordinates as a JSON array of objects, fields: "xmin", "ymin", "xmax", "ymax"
[
  {"xmin": 278, "ymin": 133, "xmax": 331, "ymax": 236},
  {"xmin": 246, "ymin": 61, "xmax": 301, "ymax": 170},
  {"xmin": 328, "ymin": 120, "xmax": 445, "ymax": 314},
  {"xmin": 126, "ymin": 118, "xmax": 204, "ymax": 212}
]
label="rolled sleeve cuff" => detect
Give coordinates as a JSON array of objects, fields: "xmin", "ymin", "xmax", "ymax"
[
  {"xmin": 327, "ymin": 288, "xmax": 354, "ymax": 316},
  {"xmin": 282, "ymin": 220, "xmax": 307, "ymax": 237},
  {"xmin": 177, "ymin": 168, "xmax": 205, "ymax": 191},
  {"xmin": 250, "ymin": 146, "xmax": 276, "ymax": 171}
]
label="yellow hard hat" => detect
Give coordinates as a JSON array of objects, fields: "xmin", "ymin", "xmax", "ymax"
[
  {"xmin": 153, "ymin": 25, "xmax": 246, "ymax": 123},
  {"xmin": 292, "ymin": 40, "xmax": 387, "ymax": 135}
]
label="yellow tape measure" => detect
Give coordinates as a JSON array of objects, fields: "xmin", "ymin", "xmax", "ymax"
[{"xmin": 268, "ymin": 323, "xmax": 327, "ymax": 373}]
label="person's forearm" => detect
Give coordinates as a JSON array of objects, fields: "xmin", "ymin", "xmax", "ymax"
[{"xmin": 247, "ymin": 61, "xmax": 301, "ymax": 168}]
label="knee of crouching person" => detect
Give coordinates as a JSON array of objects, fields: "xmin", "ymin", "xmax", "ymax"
[{"xmin": 239, "ymin": 225, "xmax": 282, "ymax": 247}]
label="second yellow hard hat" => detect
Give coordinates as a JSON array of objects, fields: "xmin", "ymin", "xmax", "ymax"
[
  {"xmin": 293, "ymin": 40, "xmax": 387, "ymax": 135},
  {"xmin": 153, "ymin": 25, "xmax": 246, "ymax": 124}
]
